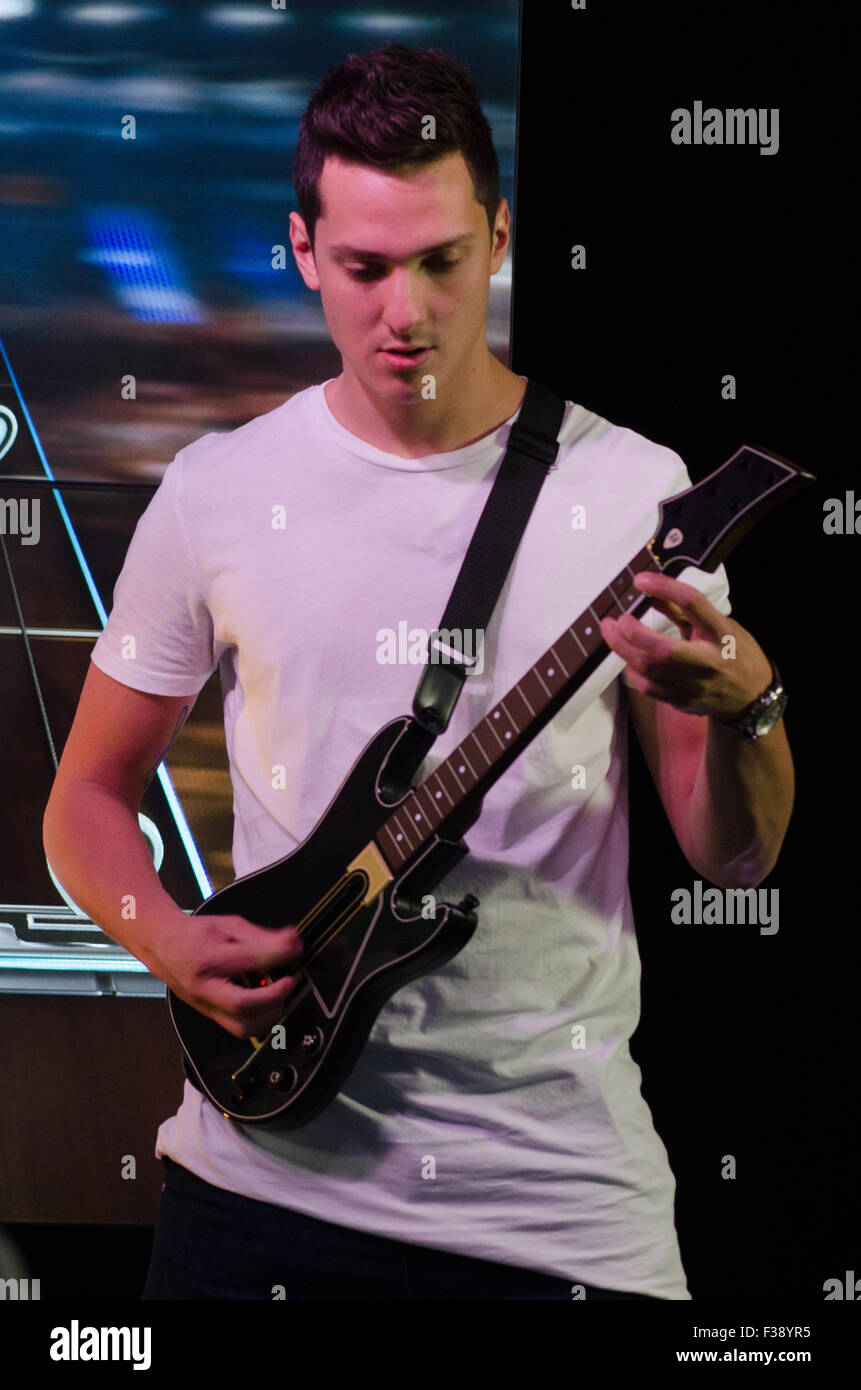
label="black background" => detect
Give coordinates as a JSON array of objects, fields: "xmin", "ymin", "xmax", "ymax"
[{"xmin": 512, "ymin": 0, "xmax": 855, "ymax": 1300}]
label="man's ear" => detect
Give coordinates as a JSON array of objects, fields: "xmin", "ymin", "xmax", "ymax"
[
  {"xmin": 490, "ymin": 197, "xmax": 511, "ymax": 274},
  {"xmin": 289, "ymin": 212, "xmax": 320, "ymax": 290}
]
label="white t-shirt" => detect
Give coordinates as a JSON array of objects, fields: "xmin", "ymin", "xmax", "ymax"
[{"xmin": 90, "ymin": 376, "xmax": 731, "ymax": 1299}]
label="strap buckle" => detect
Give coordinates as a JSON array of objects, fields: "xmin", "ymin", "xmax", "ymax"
[
  {"xmin": 412, "ymin": 628, "xmax": 483, "ymax": 734},
  {"xmin": 507, "ymin": 418, "xmax": 559, "ymax": 469}
]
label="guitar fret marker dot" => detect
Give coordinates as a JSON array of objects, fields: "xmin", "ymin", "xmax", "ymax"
[
  {"xmin": 458, "ymin": 765, "xmax": 465, "ymax": 773},
  {"xmin": 547, "ymin": 668, "xmax": 555, "ymax": 677},
  {"xmin": 396, "ymin": 834, "xmax": 403, "ymax": 842}
]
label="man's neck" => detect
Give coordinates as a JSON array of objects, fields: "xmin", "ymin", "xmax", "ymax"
[{"xmin": 325, "ymin": 355, "xmax": 527, "ymax": 459}]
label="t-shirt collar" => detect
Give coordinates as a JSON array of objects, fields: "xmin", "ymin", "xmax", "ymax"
[{"xmin": 314, "ymin": 375, "xmax": 528, "ymax": 472}]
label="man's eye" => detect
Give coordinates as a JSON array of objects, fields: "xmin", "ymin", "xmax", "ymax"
[{"xmin": 347, "ymin": 259, "xmax": 459, "ymax": 280}]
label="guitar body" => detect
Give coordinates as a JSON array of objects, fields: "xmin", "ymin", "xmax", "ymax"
[{"xmin": 168, "ymin": 717, "xmax": 481, "ymax": 1128}]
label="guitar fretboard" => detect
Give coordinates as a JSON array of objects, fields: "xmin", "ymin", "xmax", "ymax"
[{"xmin": 375, "ymin": 543, "xmax": 661, "ymax": 870}]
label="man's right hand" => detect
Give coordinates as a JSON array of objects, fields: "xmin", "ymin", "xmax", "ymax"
[{"xmin": 150, "ymin": 913, "xmax": 305, "ymax": 1040}]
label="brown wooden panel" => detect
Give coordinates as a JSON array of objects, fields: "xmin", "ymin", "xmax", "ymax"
[{"xmin": 0, "ymin": 995, "xmax": 186, "ymax": 1223}]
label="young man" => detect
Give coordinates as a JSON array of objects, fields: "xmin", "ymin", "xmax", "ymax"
[{"xmin": 43, "ymin": 44, "xmax": 794, "ymax": 1301}]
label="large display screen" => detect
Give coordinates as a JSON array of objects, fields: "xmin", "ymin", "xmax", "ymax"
[{"xmin": 0, "ymin": 1, "xmax": 518, "ymax": 995}]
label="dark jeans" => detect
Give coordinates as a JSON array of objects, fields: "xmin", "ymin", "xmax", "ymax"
[{"xmin": 141, "ymin": 1156, "xmax": 663, "ymax": 1301}]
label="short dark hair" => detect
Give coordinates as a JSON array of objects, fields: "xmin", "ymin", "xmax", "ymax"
[{"xmin": 293, "ymin": 43, "xmax": 500, "ymax": 252}]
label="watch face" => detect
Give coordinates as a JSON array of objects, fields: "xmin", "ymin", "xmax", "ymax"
[{"xmin": 754, "ymin": 693, "xmax": 787, "ymax": 736}]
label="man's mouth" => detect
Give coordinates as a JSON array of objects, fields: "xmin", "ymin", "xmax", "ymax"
[{"xmin": 380, "ymin": 346, "xmax": 433, "ymax": 369}]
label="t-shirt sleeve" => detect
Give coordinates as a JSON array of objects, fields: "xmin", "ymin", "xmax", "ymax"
[
  {"xmin": 90, "ymin": 447, "xmax": 216, "ymax": 696},
  {"xmin": 620, "ymin": 449, "xmax": 733, "ymax": 689}
]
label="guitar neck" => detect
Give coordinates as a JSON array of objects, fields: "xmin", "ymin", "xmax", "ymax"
[{"xmin": 375, "ymin": 543, "xmax": 661, "ymax": 871}]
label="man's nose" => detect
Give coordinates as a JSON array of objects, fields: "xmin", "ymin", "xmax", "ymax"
[{"xmin": 383, "ymin": 269, "xmax": 426, "ymax": 331}]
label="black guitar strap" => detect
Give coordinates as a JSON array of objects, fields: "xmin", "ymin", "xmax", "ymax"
[{"xmin": 412, "ymin": 376, "xmax": 567, "ymax": 736}]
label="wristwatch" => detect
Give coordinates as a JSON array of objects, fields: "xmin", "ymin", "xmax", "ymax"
[{"xmin": 713, "ymin": 658, "xmax": 788, "ymax": 740}]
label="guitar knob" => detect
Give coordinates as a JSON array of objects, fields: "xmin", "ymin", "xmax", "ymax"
[
  {"xmin": 268, "ymin": 1066, "xmax": 298, "ymax": 1092},
  {"xmin": 459, "ymin": 893, "xmax": 480, "ymax": 913},
  {"xmin": 301, "ymin": 1027, "xmax": 324, "ymax": 1055}
]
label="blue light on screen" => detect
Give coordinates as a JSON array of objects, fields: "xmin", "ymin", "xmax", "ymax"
[{"xmin": 82, "ymin": 207, "xmax": 204, "ymax": 323}]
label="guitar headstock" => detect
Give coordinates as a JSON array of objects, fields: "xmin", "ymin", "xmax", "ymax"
[{"xmin": 650, "ymin": 445, "xmax": 816, "ymax": 574}]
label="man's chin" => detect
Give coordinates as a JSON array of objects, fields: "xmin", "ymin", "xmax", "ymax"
[{"xmin": 373, "ymin": 360, "xmax": 434, "ymax": 398}]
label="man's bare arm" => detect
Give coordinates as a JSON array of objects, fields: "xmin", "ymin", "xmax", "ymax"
[
  {"xmin": 43, "ymin": 663, "xmax": 302, "ymax": 1038},
  {"xmin": 602, "ymin": 571, "xmax": 794, "ymax": 890}
]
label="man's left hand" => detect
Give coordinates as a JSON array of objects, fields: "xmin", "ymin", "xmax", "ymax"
[{"xmin": 600, "ymin": 571, "xmax": 773, "ymax": 720}]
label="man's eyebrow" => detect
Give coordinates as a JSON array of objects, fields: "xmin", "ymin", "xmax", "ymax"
[{"xmin": 328, "ymin": 233, "xmax": 476, "ymax": 261}]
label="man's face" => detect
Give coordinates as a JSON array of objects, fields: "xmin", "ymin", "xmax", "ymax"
[{"xmin": 290, "ymin": 151, "xmax": 509, "ymax": 401}]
